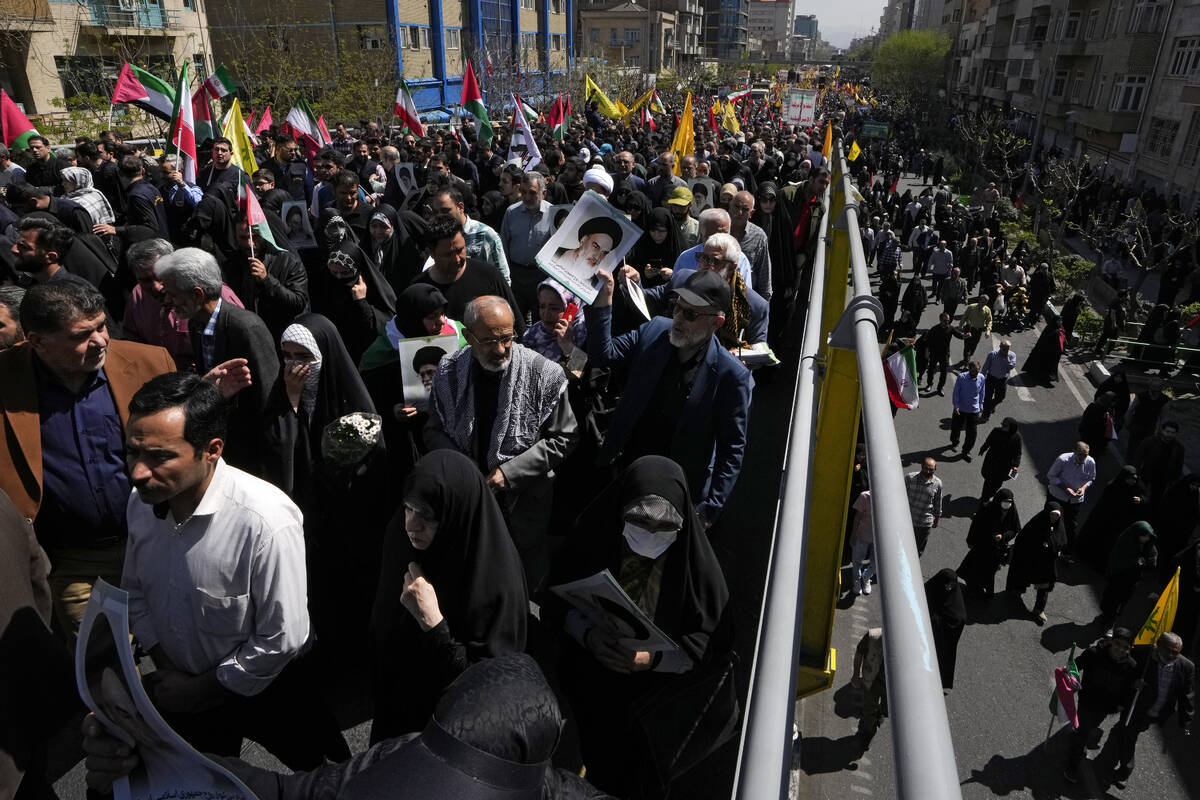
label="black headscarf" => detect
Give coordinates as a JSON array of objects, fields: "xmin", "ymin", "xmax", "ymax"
[
  {"xmin": 395, "ymin": 283, "xmax": 450, "ymax": 338},
  {"xmin": 631, "ymin": 207, "xmax": 681, "ymax": 270},
  {"xmin": 967, "ymin": 488, "xmax": 1021, "ymax": 549},
  {"xmin": 371, "ymin": 203, "xmax": 429, "ymax": 296},
  {"xmin": 371, "ymin": 450, "xmax": 529, "ymax": 739},
  {"xmin": 751, "ymin": 181, "xmax": 797, "ymax": 291},
  {"xmin": 558, "ymin": 456, "xmax": 730, "ymax": 665},
  {"xmin": 925, "ymin": 568, "xmax": 967, "ymax": 626},
  {"xmin": 480, "ymin": 190, "xmax": 507, "ymax": 231},
  {"xmin": 327, "ymin": 237, "xmax": 398, "ymax": 317}
]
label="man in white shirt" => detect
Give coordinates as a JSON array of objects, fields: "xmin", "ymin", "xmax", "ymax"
[
  {"xmin": 1046, "ymin": 442, "xmax": 1096, "ymax": 555},
  {"xmin": 121, "ymin": 372, "xmax": 347, "ymax": 768}
]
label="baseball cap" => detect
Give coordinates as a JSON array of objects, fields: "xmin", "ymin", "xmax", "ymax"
[
  {"xmin": 672, "ymin": 269, "xmax": 731, "ymax": 314},
  {"xmin": 666, "ymin": 186, "xmax": 693, "ymax": 206}
]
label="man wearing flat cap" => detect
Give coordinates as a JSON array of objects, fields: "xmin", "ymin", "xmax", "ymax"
[{"xmin": 587, "ymin": 268, "xmax": 753, "ymax": 528}]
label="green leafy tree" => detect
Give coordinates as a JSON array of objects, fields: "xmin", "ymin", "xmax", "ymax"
[{"xmin": 871, "ymin": 30, "xmax": 951, "ymax": 109}]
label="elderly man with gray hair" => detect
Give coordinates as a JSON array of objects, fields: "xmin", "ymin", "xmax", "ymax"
[
  {"xmin": 671, "ymin": 207, "xmax": 755, "ymax": 289},
  {"xmin": 156, "ymin": 246, "xmax": 278, "ymax": 476},
  {"xmin": 424, "ymin": 294, "xmax": 578, "ymax": 590},
  {"xmin": 122, "ymin": 238, "xmax": 244, "ymax": 369}
]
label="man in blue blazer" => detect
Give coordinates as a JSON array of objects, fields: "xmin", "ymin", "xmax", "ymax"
[{"xmin": 588, "ymin": 268, "xmax": 753, "ymax": 527}]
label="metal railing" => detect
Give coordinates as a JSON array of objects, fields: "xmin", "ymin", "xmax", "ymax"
[
  {"xmin": 731, "ymin": 145, "xmax": 962, "ymax": 800},
  {"xmin": 85, "ymin": 3, "xmax": 181, "ymax": 29}
]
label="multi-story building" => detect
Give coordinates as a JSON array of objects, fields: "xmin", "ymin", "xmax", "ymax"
[
  {"xmin": 0, "ymin": 0, "xmax": 211, "ymax": 117},
  {"xmin": 578, "ymin": 0, "xmax": 678, "ymax": 70},
  {"xmin": 704, "ymin": 0, "xmax": 749, "ymax": 60},
  {"xmin": 794, "ymin": 13, "xmax": 819, "ymax": 39},
  {"xmin": 749, "ymin": 0, "xmax": 795, "ymax": 60},
  {"xmin": 207, "ymin": 0, "xmax": 573, "ymax": 111}
]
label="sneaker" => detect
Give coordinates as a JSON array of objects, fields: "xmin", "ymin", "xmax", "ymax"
[
  {"xmin": 936, "ymin": 389, "xmax": 945, "ymax": 396},
  {"xmin": 863, "ymin": 581, "xmax": 872, "ymax": 595},
  {"xmin": 1112, "ymin": 764, "xmax": 1131, "ymax": 782},
  {"xmin": 963, "ymin": 453, "xmax": 973, "ymax": 462},
  {"xmin": 1035, "ymin": 610, "xmax": 1047, "ymax": 625},
  {"xmin": 852, "ymin": 578, "xmax": 862, "ymax": 595}
]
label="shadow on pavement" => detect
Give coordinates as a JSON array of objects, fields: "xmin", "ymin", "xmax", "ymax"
[
  {"xmin": 1040, "ymin": 618, "xmax": 1109, "ymax": 654},
  {"xmin": 798, "ymin": 733, "xmax": 865, "ymax": 775}
]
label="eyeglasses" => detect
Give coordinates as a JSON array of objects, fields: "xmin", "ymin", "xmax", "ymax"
[
  {"xmin": 467, "ymin": 331, "xmax": 515, "ymax": 347},
  {"xmin": 674, "ymin": 306, "xmax": 719, "ymax": 322},
  {"xmin": 698, "ymin": 253, "xmax": 734, "ymax": 267}
]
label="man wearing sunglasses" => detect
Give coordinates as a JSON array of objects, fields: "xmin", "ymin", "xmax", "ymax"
[{"xmin": 587, "ymin": 267, "xmax": 753, "ymax": 529}]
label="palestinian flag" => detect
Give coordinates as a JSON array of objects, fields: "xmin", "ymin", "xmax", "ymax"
[
  {"xmin": 650, "ymin": 90, "xmax": 666, "ymax": 115},
  {"xmin": 202, "ymin": 64, "xmax": 237, "ymax": 100},
  {"xmin": 516, "ymin": 94, "xmax": 538, "ymax": 123},
  {"xmin": 546, "ymin": 94, "xmax": 566, "ymax": 141},
  {"xmin": 461, "ymin": 63, "xmax": 492, "ymax": 146},
  {"xmin": 191, "ymin": 87, "xmax": 217, "ymax": 146},
  {"xmin": 0, "ymin": 90, "xmax": 38, "ymax": 149},
  {"xmin": 111, "ymin": 62, "xmax": 176, "ymax": 120},
  {"xmin": 166, "ymin": 62, "xmax": 197, "ymax": 183},
  {"xmin": 238, "ymin": 172, "xmax": 284, "ymax": 254},
  {"xmin": 1048, "ymin": 645, "xmax": 1081, "ymax": 729},
  {"xmin": 884, "ymin": 345, "xmax": 919, "ymax": 409},
  {"xmin": 394, "ymin": 81, "xmax": 425, "ymax": 137}
]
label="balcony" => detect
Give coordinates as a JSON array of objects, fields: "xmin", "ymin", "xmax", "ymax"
[
  {"xmin": 82, "ymin": 2, "xmax": 180, "ymax": 31},
  {"xmin": 609, "ymin": 37, "xmax": 641, "ymax": 47}
]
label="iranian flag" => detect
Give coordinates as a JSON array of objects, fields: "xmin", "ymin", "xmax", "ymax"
[
  {"xmin": 1048, "ymin": 645, "xmax": 1081, "ymax": 729},
  {"xmin": 461, "ymin": 62, "xmax": 492, "ymax": 146},
  {"xmin": 545, "ymin": 94, "xmax": 565, "ymax": 141},
  {"xmin": 238, "ymin": 173, "xmax": 284, "ymax": 254},
  {"xmin": 884, "ymin": 345, "xmax": 919, "ymax": 409},
  {"xmin": 727, "ymin": 87, "xmax": 751, "ymax": 103},
  {"xmin": 255, "ymin": 106, "xmax": 273, "ymax": 136},
  {"xmin": 111, "ymin": 62, "xmax": 176, "ymax": 120},
  {"xmin": 166, "ymin": 62, "xmax": 197, "ymax": 183},
  {"xmin": 283, "ymin": 98, "xmax": 326, "ymax": 164},
  {"xmin": 202, "ymin": 64, "xmax": 237, "ymax": 100},
  {"xmin": 191, "ymin": 87, "xmax": 217, "ymax": 146},
  {"xmin": 394, "ymin": 81, "xmax": 425, "ymax": 137},
  {"xmin": 0, "ymin": 90, "xmax": 38, "ymax": 149}
]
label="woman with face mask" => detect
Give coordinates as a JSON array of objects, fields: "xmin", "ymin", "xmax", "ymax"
[
  {"xmin": 977, "ymin": 417, "xmax": 1023, "ymax": 502},
  {"xmin": 369, "ymin": 450, "xmax": 528, "ymax": 744},
  {"xmin": 1006, "ymin": 500, "xmax": 1068, "ymax": 624},
  {"xmin": 959, "ymin": 488, "xmax": 1021, "ymax": 598},
  {"xmin": 545, "ymin": 455, "xmax": 732, "ymax": 798}
]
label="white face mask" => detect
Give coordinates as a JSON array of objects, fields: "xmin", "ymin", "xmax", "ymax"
[
  {"xmin": 1000, "ymin": 501, "xmax": 1013, "ymax": 510},
  {"xmin": 622, "ymin": 521, "xmax": 677, "ymax": 559}
]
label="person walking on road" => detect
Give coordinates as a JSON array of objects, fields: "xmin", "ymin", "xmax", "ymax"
[
  {"xmin": 1063, "ymin": 629, "xmax": 1139, "ymax": 784},
  {"xmin": 905, "ymin": 457, "xmax": 943, "ymax": 555},
  {"xmin": 959, "ymin": 296, "xmax": 992, "ymax": 365},
  {"xmin": 1022, "ymin": 314, "xmax": 1066, "ymax": 384},
  {"xmin": 1113, "ymin": 633, "xmax": 1194, "ymax": 786},
  {"xmin": 950, "ymin": 360, "xmax": 985, "ymax": 459},
  {"xmin": 925, "ymin": 568, "xmax": 966, "ymax": 690},
  {"xmin": 980, "ymin": 339, "xmax": 1016, "ymax": 419},
  {"xmin": 1005, "ymin": 500, "xmax": 1067, "ymax": 624},
  {"xmin": 850, "ymin": 489, "xmax": 875, "ymax": 596},
  {"xmin": 852, "ymin": 627, "xmax": 887, "ymax": 748},
  {"xmin": 918, "ymin": 314, "xmax": 961, "ymax": 395},
  {"xmin": 978, "ymin": 417, "xmax": 1022, "ymax": 502},
  {"xmin": 939, "ymin": 267, "xmax": 967, "ymax": 320},
  {"xmin": 1046, "ymin": 442, "xmax": 1096, "ymax": 556},
  {"xmin": 1098, "ymin": 522, "xmax": 1157, "ymax": 626},
  {"xmin": 959, "ymin": 488, "xmax": 1020, "ymax": 598}
]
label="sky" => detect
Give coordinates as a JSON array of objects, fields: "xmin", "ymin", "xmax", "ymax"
[{"xmin": 793, "ymin": 0, "xmax": 884, "ymax": 49}]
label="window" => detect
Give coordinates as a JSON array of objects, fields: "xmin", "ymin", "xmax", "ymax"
[
  {"xmin": 183, "ymin": 0, "xmax": 194, "ymax": 9},
  {"xmin": 1086, "ymin": 9, "xmax": 1100, "ymax": 38},
  {"xmin": 1012, "ymin": 18, "xmax": 1030, "ymax": 43},
  {"xmin": 1169, "ymin": 38, "xmax": 1200, "ymax": 77},
  {"xmin": 521, "ymin": 0, "xmax": 534, "ymax": 8},
  {"xmin": 551, "ymin": 34, "xmax": 564, "ymax": 51},
  {"xmin": 1111, "ymin": 74, "xmax": 1148, "ymax": 111},
  {"xmin": 624, "ymin": 55, "xmax": 640, "ymax": 66},
  {"xmin": 1051, "ymin": 69, "xmax": 1068, "ymax": 97},
  {"xmin": 1064, "ymin": 11, "xmax": 1081, "ymax": 38},
  {"xmin": 1070, "ymin": 70, "xmax": 1085, "ymax": 102},
  {"xmin": 420, "ymin": 27, "xmax": 431, "ymax": 48},
  {"xmin": 589, "ymin": 27, "xmax": 598, "ymax": 42},
  {"xmin": 1145, "ymin": 116, "xmax": 1180, "ymax": 157},
  {"xmin": 625, "ymin": 28, "xmax": 641, "ymax": 43},
  {"xmin": 551, "ymin": 0, "xmax": 564, "ymax": 12},
  {"xmin": 409, "ymin": 25, "xmax": 421, "ymax": 49},
  {"xmin": 446, "ymin": 29, "xmax": 460, "ymax": 49},
  {"xmin": 398, "ymin": 27, "xmax": 409, "ymax": 48},
  {"xmin": 1129, "ymin": 0, "xmax": 1164, "ymax": 33},
  {"xmin": 1106, "ymin": 0, "xmax": 1125, "ymax": 37},
  {"xmin": 521, "ymin": 32, "xmax": 536, "ymax": 51},
  {"xmin": 1007, "ymin": 59, "xmax": 1021, "ymax": 76},
  {"xmin": 192, "ymin": 54, "xmax": 206, "ymax": 77},
  {"xmin": 1182, "ymin": 113, "xmax": 1200, "ymax": 167},
  {"xmin": 1090, "ymin": 72, "xmax": 1109, "ymax": 107}
]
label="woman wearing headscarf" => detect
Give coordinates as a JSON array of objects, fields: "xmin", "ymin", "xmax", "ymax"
[
  {"xmin": 753, "ymin": 181, "xmax": 798, "ymax": 343},
  {"xmin": 479, "ymin": 190, "xmax": 507, "ymax": 232},
  {"xmin": 1099, "ymin": 521, "xmax": 1157, "ymax": 623},
  {"xmin": 924, "ymin": 569, "xmax": 967, "ymax": 689},
  {"xmin": 318, "ymin": 232, "xmax": 398, "ymax": 363},
  {"xmin": 1006, "ymin": 500, "xmax": 1067, "ymax": 624},
  {"xmin": 59, "ymin": 166, "xmax": 115, "ymax": 226},
  {"xmin": 368, "ymin": 202, "xmax": 429, "ymax": 296},
  {"xmin": 1076, "ymin": 466, "xmax": 1149, "ymax": 569},
  {"xmin": 1022, "ymin": 314, "xmax": 1066, "ymax": 383},
  {"xmin": 264, "ymin": 314, "xmax": 388, "ymax": 655},
  {"xmin": 959, "ymin": 489, "xmax": 1021, "ymax": 598},
  {"xmin": 523, "ymin": 278, "xmax": 588, "ymax": 370},
  {"xmin": 1078, "ymin": 390, "xmax": 1118, "ymax": 460},
  {"xmin": 182, "ymin": 181, "xmax": 240, "ymax": 264},
  {"xmin": 977, "ymin": 417, "xmax": 1022, "ymax": 502},
  {"xmin": 546, "ymin": 456, "xmax": 733, "ymax": 798},
  {"xmin": 370, "ymin": 450, "xmax": 529, "ymax": 743},
  {"xmin": 630, "ymin": 208, "xmax": 681, "ymax": 287}
]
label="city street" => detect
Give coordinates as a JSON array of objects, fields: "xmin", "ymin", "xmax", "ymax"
[{"xmin": 793, "ymin": 177, "xmax": 1199, "ymax": 800}]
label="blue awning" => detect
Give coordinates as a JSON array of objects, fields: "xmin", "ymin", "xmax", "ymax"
[{"xmin": 420, "ymin": 109, "xmax": 451, "ymax": 123}]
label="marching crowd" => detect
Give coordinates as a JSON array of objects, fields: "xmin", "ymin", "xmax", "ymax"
[{"xmin": 0, "ymin": 75, "xmax": 1197, "ymax": 799}]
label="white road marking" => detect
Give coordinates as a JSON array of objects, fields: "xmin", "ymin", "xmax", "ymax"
[
  {"xmin": 1016, "ymin": 386, "xmax": 1034, "ymax": 402},
  {"xmin": 851, "ymin": 785, "xmax": 874, "ymax": 794},
  {"xmin": 854, "ymin": 772, "xmax": 874, "ymax": 781}
]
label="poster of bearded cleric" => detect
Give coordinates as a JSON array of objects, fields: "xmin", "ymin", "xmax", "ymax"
[{"xmin": 535, "ymin": 190, "xmax": 643, "ymax": 305}]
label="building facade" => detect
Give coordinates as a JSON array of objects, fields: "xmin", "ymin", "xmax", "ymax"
[
  {"xmin": 0, "ymin": 0, "xmax": 211, "ymax": 117},
  {"xmin": 578, "ymin": 0, "xmax": 677, "ymax": 70},
  {"xmin": 207, "ymin": 0, "xmax": 573, "ymax": 111},
  {"xmin": 704, "ymin": 0, "xmax": 749, "ymax": 60},
  {"xmin": 748, "ymin": 0, "xmax": 794, "ymax": 61}
]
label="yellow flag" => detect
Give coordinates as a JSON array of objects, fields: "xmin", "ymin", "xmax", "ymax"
[
  {"xmin": 221, "ymin": 97, "xmax": 257, "ymax": 177},
  {"xmin": 614, "ymin": 99, "xmax": 629, "ymax": 116},
  {"xmin": 720, "ymin": 100, "xmax": 740, "ymax": 134},
  {"xmin": 821, "ymin": 121, "xmax": 832, "ymax": 161},
  {"xmin": 584, "ymin": 75, "xmax": 621, "ymax": 119},
  {"xmin": 1135, "ymin": 567, "xmax": 1180, "ymax": 645},
  {"xmin": 848, "ymin": 141, "xmax": 861, "ymax": 162},
  {"xmin": 669, "ymin": 92, "xmax": 693, "ymax": 177},
  {"xmin": 621, "ymin": 88, "xmax": 655, "ymax": 123},
  {"xmin": 834, "ymin": 65, "xmax": 840, "ymax": 78}
]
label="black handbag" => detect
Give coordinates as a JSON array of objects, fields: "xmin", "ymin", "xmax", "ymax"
[{"xmin": 629, "ymin": 651, "xmax": 741, "ymax": 787}]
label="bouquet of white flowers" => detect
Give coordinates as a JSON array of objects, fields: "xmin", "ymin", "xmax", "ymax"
[{"xmin": 321, "ymin": 411, "xmax": 383, "ymax": 471}]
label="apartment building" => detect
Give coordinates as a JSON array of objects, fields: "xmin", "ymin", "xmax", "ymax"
[
  {"xmin": 207, "ymin": 0, "xmax": 573, "ymax": 111},
  {"xmin": 704, "ymin": 0, "xmax": 749, "ymax": 60},
  {"xmin": 0, "ymin": 0, "xmax": 210, "ymax": 117},
  {"xmin": 577, "ymin": 0, "xmax": 704, "ymax": 65},
  {"xmin": 748, "ymin": 0, "xmax": 794, "ymax": 61},
  {"xmin": 578, "ymin": 1, "xmax": 677, "ymax": 70}
]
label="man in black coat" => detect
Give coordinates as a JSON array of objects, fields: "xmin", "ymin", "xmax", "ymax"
[
  {"xmin": 226, "ymin": 219, "xmax": 310, "ymax": 339},
  {"xmin": 878, "ymin": 265, "xmax": 900, "ymax": 337},
  {"xmin": 1064, "ymin": 629, "xmax": 1139, "ymax": 783},
  {"xmin": 1114, "ymin": 632, "xmax": 1194, "ymax": 784},
  {"xmin": 22, "ymin": 136, "xmax": 66, "ymax": 192},
  {"xmin": 115, "ymin": 156, "xmax": 169, "ymax": 239},
  {"xmin": 155, "ymin": 246, "xmax": 280, "ymax": 477},
  {"xmin": 918, "ymin": 313, "xmax": 964, "ymax": 395},
  {"xmin": 5, "ymin": 184, "xmax": 93, "ymax": 235}
]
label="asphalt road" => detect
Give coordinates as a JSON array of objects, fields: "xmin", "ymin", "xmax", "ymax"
[{"xmin": 793, "ymin": 176, "xmax": 1198, "ymax": 800}]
